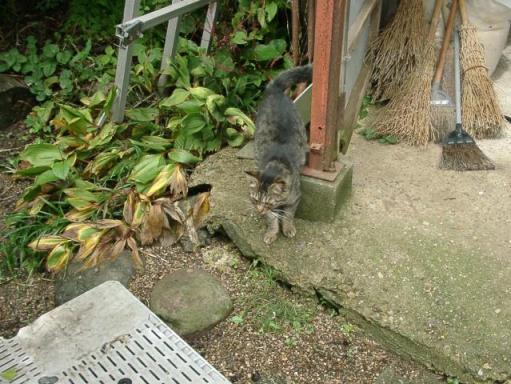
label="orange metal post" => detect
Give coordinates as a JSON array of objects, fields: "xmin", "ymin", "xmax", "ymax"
[{"xmin": 306, "ymin": 0, "xmax": 346, "ymax": 174}]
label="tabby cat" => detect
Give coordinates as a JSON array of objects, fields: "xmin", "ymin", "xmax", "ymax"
[{"xmin": 246, "ymin": 64, "xmax": 312, "ymax": 244}]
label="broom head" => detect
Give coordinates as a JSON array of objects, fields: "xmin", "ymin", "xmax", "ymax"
[{"xmin": 440, "ymin": 124, "xmax": 495, "ymax": 171}]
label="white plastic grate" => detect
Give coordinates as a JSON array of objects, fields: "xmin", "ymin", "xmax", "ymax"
[
  {"xmin": 0, "ymin": 338, "xmax": 41, "ymax": 384},
  {"xmin": 0, "ymin": 281, "xmax": 230, "ymax": 384}
]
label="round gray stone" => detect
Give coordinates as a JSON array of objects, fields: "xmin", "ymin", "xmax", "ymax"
[
  {"xmin": 55, "ymin": 251, "xmax": 134, "ymax": 305},
  {"xmin": 150, "ymin": 269, "xmax": 233, "ymax": 336}
]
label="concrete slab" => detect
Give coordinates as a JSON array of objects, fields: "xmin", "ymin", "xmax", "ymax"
[
  {"xmin": 192, "ymin": 127, "xmax": 511, "ymax": 383},
  {"xmin": 374, "ymin": 366, "xmax": 443, "ymax": 384}
]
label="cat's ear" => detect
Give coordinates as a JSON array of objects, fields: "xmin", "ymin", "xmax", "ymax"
[{"xmin": 245, "ymin": 170, "xmax": 261, "ymax": 180}]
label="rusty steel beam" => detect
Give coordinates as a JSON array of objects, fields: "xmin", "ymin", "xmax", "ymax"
[{"xmin": 307, "ymin": 0, "xmax": 346, "ymax": 172}]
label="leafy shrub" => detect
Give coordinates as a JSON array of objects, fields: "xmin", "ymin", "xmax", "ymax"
[{"xmin": 0, "ymin": 0, "xmax": 294, "ymax": 276}]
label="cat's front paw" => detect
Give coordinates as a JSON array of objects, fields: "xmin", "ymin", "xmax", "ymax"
[
  {"xmin": 263, "ymin": 230, "xmax": 279, "ymax": 244},
  {"xmin": 282, "ymin": 221, "xmax": 296, "ymax": 238}
]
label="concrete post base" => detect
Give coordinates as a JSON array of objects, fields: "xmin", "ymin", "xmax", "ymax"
[{"xmin": 297, "ymin": 160, "xmax": 353, "ymax": 222}]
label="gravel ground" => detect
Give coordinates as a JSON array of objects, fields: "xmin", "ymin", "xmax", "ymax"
[{"xmin": 129, "ymin": 239, "xmax": 441, "ymax": 384}]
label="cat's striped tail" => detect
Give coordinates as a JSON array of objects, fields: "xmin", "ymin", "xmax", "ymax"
[{"xmin": 266, "ymin": 64, "xmax": 313, "ymax": 93}]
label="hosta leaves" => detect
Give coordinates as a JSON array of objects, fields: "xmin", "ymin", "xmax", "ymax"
[
  {"xmin": 62, "ymin": 223, "xmax": 99, "ymax": 241},
  {"xmin": 180, "ymin": 113, "xmax": 206, "ymax": 135},
  {"xmin": 20, "ymin": 144, "xmax": 64, "ymax": 167},
  {"xmin": 84, "ymin": 150, "xmax": 119, "ymax": 176},
  {"xmin": 88, "ymin": 123, "xmax": 117, "ymax": 148},
  {"xmin": 226, "ymin": 127, "xmax": 245, "ymax": 147},
  {"xmin": 75, "ymin": 230, "xmax": 105, "ymax": 261},
  {"xmin": 52, "ymin": 154, "xmax": 76, "ymax": 180},
  {"xmin": 160, "ymin": 88, "xmax": 189, "ymax": 108},
  {"xmin": 125, "ymin": 107, "xmax": 159, "ymax": 122},
  {"xmin": 57, "ymin": 104, "xmax": 94, "ymax": 135},
  {"xmin": 123, "ymin": 192, "xmax": 136, "ymax": 225},
  {"xmin": 64, "ymin": 188, "xmax": 104, "ymax": 211},
  {"xmin": 46, "ymin": 242, "xmax": 73, "ymax": 272},
  {"xmin": 131, "ymin": 136, "xmax": 172, "ymax": 151},
  {"xmin": 176, "ymin": 100, "xmax": 204, "ymax": 114},
  {"xmin": 206, "ymin": 94, "xmax": 225, "ymax": 122},
  {"xmin": 17, "ymin": 165, "xmax": 50, "ymax": 177},
  {"xmin": 132, "ymin": 200, "xmax": 149, "ymax": 227},
  {"xmin": 168, "ymin": 149, "xmax": 201, "ymax": 164},
  {"xmin": 34, "ymin": 169, "xmax": 60, "ymax": 186},
  {"xmin": 65, "ymin": 207, "xmax": 96, "ymax": 221},
  {"xmin": 146, "ymin": 164, "xmax": 175, "ymax": 197},
  {"xmin": 129, "ymin": 154, "xmax": 165, "ymax": 185},
  {"xmin": 28, "ymin": 235, "xmax": 67, "ymax": 251},
  {"xmin": 29, "ymin": 195, "xmax": 49, "ymax": 216},
  {"xmin": 80, "ymin": 90, "xmax": 105, "ymax": 108},
  {"xmin": 225, "ymin": 107, "xmax": 255, "ymax": 136},
  {"xmin": 166, "ymin": 116, "xmax": 182, "ymax": 131},
  {"xmin": 189, "ymin": 86, "xmax": 215, "ymax": 100}
]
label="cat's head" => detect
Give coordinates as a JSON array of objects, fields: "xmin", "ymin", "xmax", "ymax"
[{"xmin": 245, "ymin": 166, "xmax": 292, "ymax": 214}]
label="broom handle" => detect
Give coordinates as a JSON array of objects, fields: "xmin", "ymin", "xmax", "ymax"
[
  {"xmin": 433, "ymin": 0, "xmax": 458, "ymax": 85},
  {"xmin": 454, "ymin": 25, "xmax": 462, "ymax": 131},
  {"xmin": 429, "ymin": 0, "xmax": 445, "ymax": 39},
  {"xmin": 458, "ymin": 0, "xmax": 468, "ymax": 25}
]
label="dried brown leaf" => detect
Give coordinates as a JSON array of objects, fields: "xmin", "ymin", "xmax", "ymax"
[
  {"xmin": 168, "ymin": 165, "xmax": 188, "ymax": 200},
  {"xmin": 140, "ymin": 204, "xmax": 164, "ymax": 245},
  {"xmin": 192, "ymin": 192, "xmax": 210, "ymax": 228},
  {"xmin": 123, "ymin": 191, "xmax": 135, "ymax": 225},
  {"xmin": 127, "ymin": 236, "xmax": 142, "ymax": 266}
]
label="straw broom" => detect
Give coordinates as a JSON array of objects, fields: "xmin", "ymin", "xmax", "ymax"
[
  {"xmin": 372, "ymin": 0, "xmax": 446, "ymax": 146},
  {"xmin": 459, "ymin": 0, "xmax": 504, "ymax": 138},
  {"xmin": 367, "ymin": 0, "xmax": 427, "ymax": 102}
]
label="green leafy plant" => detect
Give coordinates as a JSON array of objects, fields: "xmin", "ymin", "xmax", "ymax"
[
  {"xmin": 1, "ymin": 0, "xmax": 295, "ymax": 275},
  {"xmin": 0, "ymin": 37, "xmax": 115, "ymax": 103},
  {"xmin": 358, "ymin": 127, "xmax": 399, "ymax": 145},
  {"xmin": 358, "ymin": 95, "xmax": 374, "ymax": 120}
]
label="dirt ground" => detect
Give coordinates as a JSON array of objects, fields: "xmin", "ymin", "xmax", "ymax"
[{"xmin": 0, "ymin": 237, "xmax": 439, "ymax": 384}]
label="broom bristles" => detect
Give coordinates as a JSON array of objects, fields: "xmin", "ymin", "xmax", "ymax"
[
  {"xmin": 440, "ymin": 143, "xmax": 496, "ymax": 171},
  {"xmin": 460, "ymin": 24, "xmax": 504, "ymax": 139},
  {"xmin": 432, "ymin": 106, "xmax": 456, "ymax": 143},
  {"xmin": 373, "ymin": 44, "xmax": 436, "ymax": 146},
  {"xmin": 367, "ymin": 0, "xmax": 427, "ymax": 102}
]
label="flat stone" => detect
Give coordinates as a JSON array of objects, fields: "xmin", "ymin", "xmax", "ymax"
[
  {"xmin": 150, "ymin": 269, "xmax": 232, "ymax": 336},
  {"xmin": 191, "ymin": 131, "xmax": 511, "ymax": 384},
  {"xmin": 55, "ymin": 252, "xmax": 134, "ymax": 305}
]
